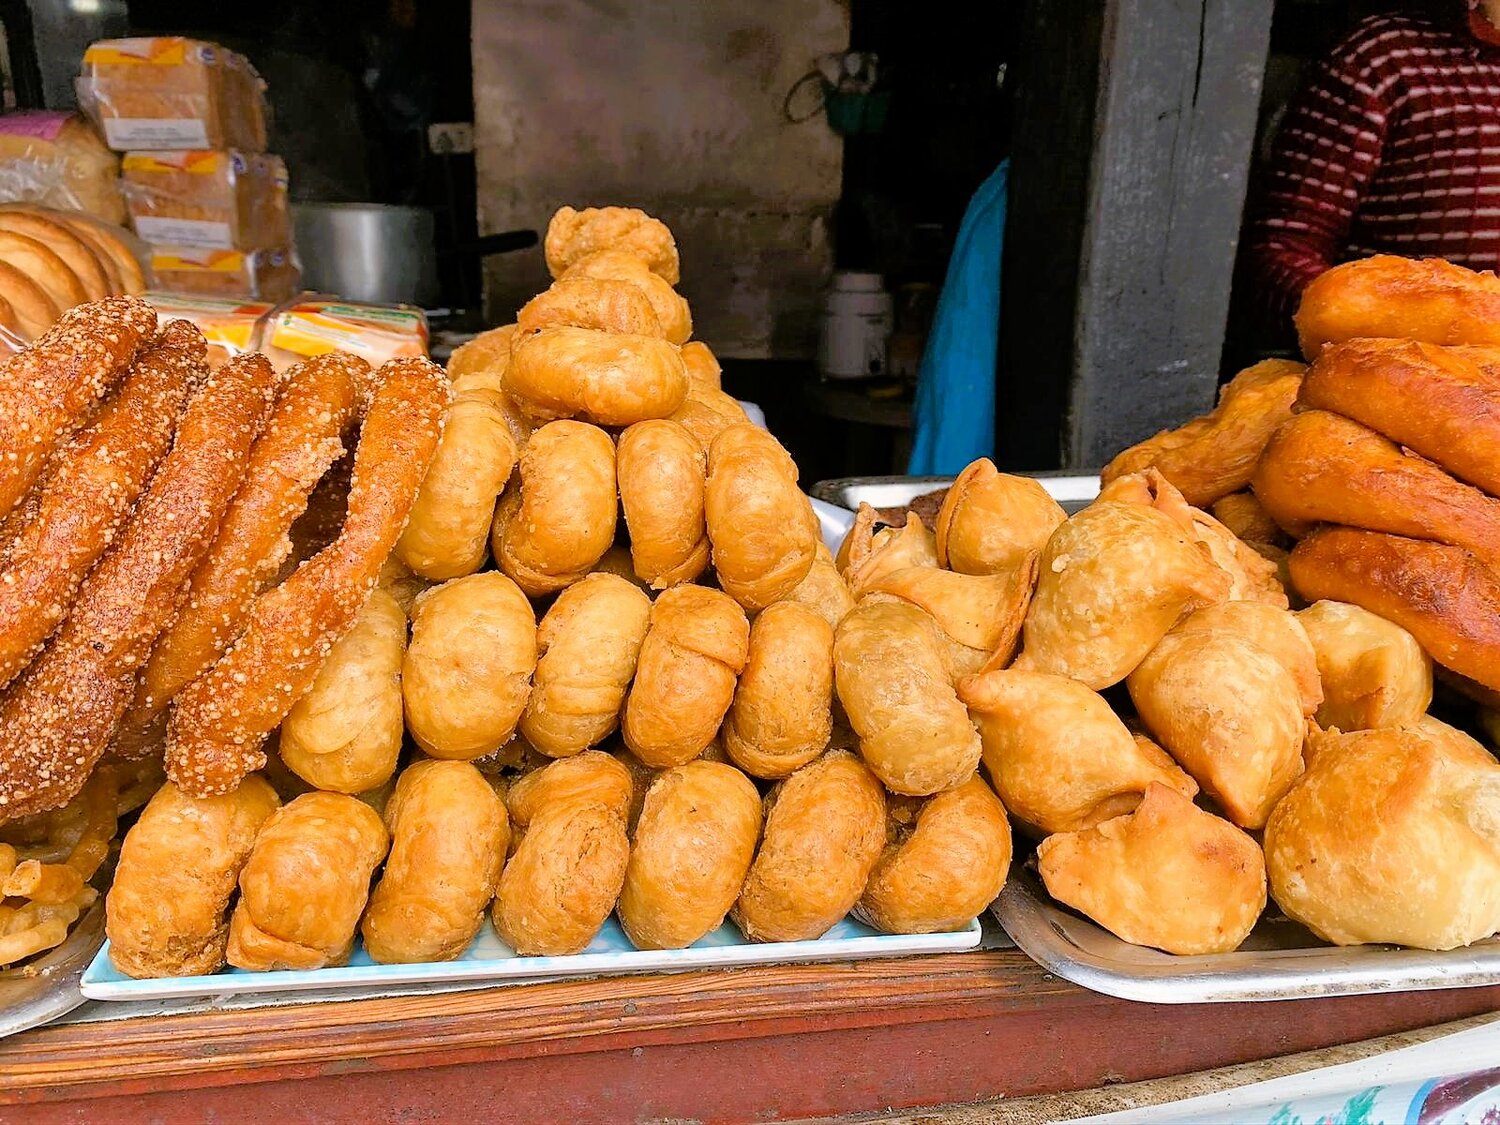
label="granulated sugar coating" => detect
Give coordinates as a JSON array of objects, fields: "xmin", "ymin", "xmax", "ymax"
[{"xmin": 167, "ymin": 357, "xmax": 450, "ymax": 797}]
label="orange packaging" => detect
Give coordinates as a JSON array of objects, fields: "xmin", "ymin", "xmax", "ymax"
[
  {"xmin": 80, "ymin": 38, "xmax": 268, "ymax": 153},
  {"xmin": 265, "ymin": 299, "xmax": 429, "ymax": 371},
  {"xmin": 143, "ymin": 291, "xmax": 273, "ymax": 367},
  {"xmin": 123, "ymin": 150, "xmax": 290, "ymax": 250},
  {"xmin": 149, "ymin": 246, "xmax": 300, "ymax": 303}
]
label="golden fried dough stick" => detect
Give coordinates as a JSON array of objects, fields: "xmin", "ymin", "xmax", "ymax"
[
  {"xmin": 545, "ymin": 205, "xmax": 680, "ymax": 285},
  {"xmin": 505, "ymin": 325, "xmax": 689, "ymax": 427},
  {"xmin": 0, "ymin": 295, "xmax": 157, "ymax": 519},
  {"xmin": 0, "ymin": 320, "xmax": 203, "ymax": 690},
  {"xmin": 1255, "ymin": 410, "xmax": 1500, "ymax": 568},
  {"xmin": 517, "ymin": 276, "xmax": 663, "ymax": 337},
  {"xmin": 1295, "ymin": 254, "xmax": 1500, "ymax": 357},
  {"xmin": 119, "ymin": 353, "xmax": 369, "ymax": 755},
  {"xmin": 0, "ymin": 351, "xmax": 277, "ymax": 819},
  {"xmin": 1099, "ymin": 359, "xmax": 1304, "ymax": 508},
  {"xmin": 564, "ymin": 251, "xmax": 692, "ymax": 345},
  {"xmin": 168, "ymin": 358, "xmax": 450, "ymax": 797},
  {"xmin": 1295, "ymin": 338, "xmax": 1500, "ymax": 497},
  {"xmin": 1288, "ymin": 526, "xmax": 1500, "ymax": 692}
]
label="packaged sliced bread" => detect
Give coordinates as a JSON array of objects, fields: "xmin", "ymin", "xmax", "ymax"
[
  {"xmin": 149, "ymin": 246, "xmax": 299, "ymax": 302},
  {"xmin": 143, "ymin": 291, "xmax": 273, "ymax": 367},
  {"xmin": 265, "ymin": 299, "xmax": 429, "ymax": 371},
  {"xmin": 123, "ymin": 150, "xmax": 290, "ymax": 250},
  {"xmin": 0, "ymin": 112, "xmax": 125, "ymax": 223},
  {"xmin": 80, "ymin": 38, "xmax": 268, "ymax": 153}
]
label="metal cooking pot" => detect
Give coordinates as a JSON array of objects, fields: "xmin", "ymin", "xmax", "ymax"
[{"xmin": 293, "ymin": 203, "xmax": 442, "ymax": 307}]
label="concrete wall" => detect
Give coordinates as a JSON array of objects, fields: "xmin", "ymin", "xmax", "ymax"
[{"xmin": 472, "ymin": 0, "xmax": 847, "ymax": 358}]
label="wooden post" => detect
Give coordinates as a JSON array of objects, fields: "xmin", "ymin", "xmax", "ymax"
[{"xmin": 998, "ymin": 0, "xmax": 1274, "ymax": 470}]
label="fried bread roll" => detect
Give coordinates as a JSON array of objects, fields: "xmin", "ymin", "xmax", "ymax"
[
  {"xmin": 1255, "ymin": 410, "xmax": 1500, "ymax": 568},
  {"xmin": 623, "ymin": 585, "xmax": 750, "ymax": 767},
  {"xmin": 590, "ymin": 543, "xmax": 652, "ymax": 592},
  {"xmin": 226, "ymin": 792, "xmax": 389, "ymax": 971},
  {"xmin": 1128, "ymin": 629, "xmax": 1305, "ymax": 829},
  {"xmin": 447, "ymin": 323, "xmax": 516, "ymax": 384},
  {"xmin": 783, "ymin": 541, "xmax": 856, "ymax": 630},
  {"xmin": 0, "ymin": 320, "xmax": 200, "ymax": 690},
  {"xmin": 278, "ymin": 589, "xmax": 406, "ymax": 793},
  {"xmin": 517, "ymin": 276, "xmax": 663, "ymax": 337},
  {"xmin": 1266, "ymin": 723, "xmax": 1500, "ymax": 949},
  {"xmin": 1297, "ymin": 600, "xmax": 1431, "ymax": 731},
  {"xmin": 376, "ymin": 553, "xmax": 428, "ymax": 615},
  {"xmin": 733, "ymin": 751, "xmax": 885, "ymax": 942},
  {"xmin": 1170, "ymin": 601, "xmax": 1323, "ymax": 717},
  {"xmin": 0, "ymin": 350, "xmax": 277, "ymax": 818},
  {"xmin": 404, "ymin": 572, "xmax": 537, "ymax": 760},
  {"xmin": 168, "ymin": 358, "xmax": 450, "ymax": 796},
  {"xmin": 1211, "ymin": 491, "xmax": 1285, "ymax": 549},
  {"xmin": 618, "ymin": 419, "xmax": 709, "ymax": 587},
  {"xmin": 127, "ymin": 353, "xmax": 368, "ymax": 750},
  {"xmin": 681, "ymin": 340, "xmax": 721, "ymax": 391},
  {"xmin": 856, "ymin": 776, "xmax": 1012, "ymax": 935},
  {"xmin": 667, "ymin": 341, "xmax": 748, "ymax": 443},
  {"xmin": 936, "ymin": 459, "xmax": 1066, "ymax": 575},
  {"xmin": 105, "ymin": 777, "xmax": 280, "ymax": 978},
  {"xmin": 1100, "ymin": 359, "xmax": 1305, "ymax": 507},
  {"xmin": 1296, "ymin": 338, "xmax": 1500, "ymax": 497},
  {"xmin": 361, "ymin": 760, "xmax": 510, "ymax": 963},
  {"xmin": 1038, "ymin": 783, "xmax": 1267, "ymax": 955},
  {"xmin": 705, "ymin": 424, "xmax": 819, "ymax": 611},
  {"xmin": 505, "ymin": 326, "xmax": 688, "ymax": 426},
  {"xmin": 520, "ymin": 573, "xmax": 652, "ymax": 758},
  {"xmin": 564, "ymin": 250, "xmax": 691, "ymax": 344},
  {"xmin": 862, "ymin": 557, "xmax": 1038, "ymax": 676},
  {"xmin": 0, "ymin": 260, "xmax": 59, "ymax": 339},
  {"xmin": 396, "ymin": 381, "xmax": 518, "ymax": 580},
  {"xmin": 545, "ymin": 205, "xmax": 681, "ymax": 285},
  {"xmin": 492, "ymin": 419, "xmax": 617, "ymax": 596},
  {"xmin": 493, "ymin": 753, "xmax": 632, "ymax": 955},
  {"xmin": 834, "ymin": 600, "xmax": 981, "ymax": 795},
  {"xmin": 619, "ymin": 761, "xmax": 762, "ymax": 949},
  {"xmin": 1288, "ymin": 527, "xmax": 1500, "ymax": 691},
  {"xmin": 1295, "ymin": 254, "xmax": 1500, "ymax": 356},
  {"xmin": 959, "ymin": 668, "xmax": 1197, "ymax": 834},
  {"xmin": 1022, "ymin": 497, "xmax": 1230, "ymax": 690},
  {"xmin": 837, "ymin": 505, "xmax": 939, "ymax": 597},
  {"xmin": 723, "ymin": 602, "xmax": 834, "ymax": 779},
  {"xmin": 0, "ymin": 296, "xmax": 156, "ymax": 518}
]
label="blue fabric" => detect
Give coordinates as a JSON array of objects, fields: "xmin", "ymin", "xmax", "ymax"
[{"xmin": 907, "ymin": 159, "xmax": 1008, "ymax": 475}]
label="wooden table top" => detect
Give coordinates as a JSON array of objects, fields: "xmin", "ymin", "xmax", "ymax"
[{"xmin": 0, "ymin": 948, "xmax": 1495, "ymax": 1123}]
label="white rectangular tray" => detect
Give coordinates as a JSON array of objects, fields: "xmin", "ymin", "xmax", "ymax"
[{"xmin": 81, "ymin": 914, "xmax": 981, "ymax": 1002}]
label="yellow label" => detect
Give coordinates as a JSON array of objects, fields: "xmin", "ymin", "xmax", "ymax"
[
  {"xmin": 123, "ymin": 151, "xmax": 223, "ymax": 175},
  {"xmin": 151, "ymin": 249, "xmax": 246, "ymax": 274},
  {"xmin": 270, "ymin": 303, "xmax": 429, "ymax": 360},
  {"xmin": 84, "ymin": 38, "xmax": 190, "ymax": 67}
]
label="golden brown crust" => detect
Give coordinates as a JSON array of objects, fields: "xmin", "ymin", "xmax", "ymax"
[
  {"xmin": 447, "ymin": 324, "xmax": 516, "ymax": 387},
  {"xmin": 680, "ymin": 340, "xmax": 721, "ymax": 392},
  {"xmin": 167, "ymin": 358, "xmax": 450, "ymax": 796},
  {"xmin": 1297, "ymin": 600, "xmax": 1432, "ymax": 732},
  {"xmin": 105, "ymin": 777, "xmax": 280, "ymax": 978},
  {"xmin": 936, "ymin": 459, "xmax": 1066, "ymax": 575},
  {"xmin": 834, "ymin": 600, "xmax": 981, "ymax": 796},
  {"xmin": 545, "ymin": 206, "xmax": 681, "ymax": 286},
  {"xmin": 723, "ymin": 602, "xmax": 834, "ymax": 779},
  {"xmin": 505, "ymin": 326, "xmax": 688, "ymax": 427},
  {"xmin": 781, "ymin": 541, "xmax": 856, "ymax": 631},
  {"xmin": 1288, "ymin": 526, "xmax": 1500, "ymax": 691},
  {"xmin": 0, "ymin": 211, "xmax": 111, "ymax": 301},
  {"xmin": 492, "ymin": 419, "xmax": 617, "ymax": 597},
  {"xmin": 0, "ymin": 229, "xmax": 87, "ymax": 312},
  {"xmin": 0, "ymin": 349, "xmax": 276, "ymax": 818},
  {"xmin": 1038, "ymin": 783, "xmax": 1267, "ymax": 955},
  {"xmin": 623, "ymin": 585, "xmax": 750, "ymax": 768},
  {"xmin": 0, "ymin": 260, "xmax": 60, "ymax": 339},
  {"xmin": 55, "ymin": 216, "xmax": 144, "ymax": 294},
  {"xmin": 563, "ymin": 251, "xmax": 691, "ymax": 345},
  {"xmin": 1295, "ymin": 254, "xmax": 1500, "ymax": 356},
  {"xmin": 856, "ymin": 776, "xmax": 1012, "ymax": 935},
  {"xmin": 403, "ymin": 572, "xmax": 538, "ymax": 760},
  {"xmin": 619, "ymin": 761, "xmax": 762, "ymax": 949},
  {"xmin": 617, "ymin": 419, "xmax": 709, "ymax": 588},
  {"xmin": 732, "ymin": 751, "xmax": 885, "ymax": 942},
  {"xmin": 839, "ymin": 507, "xmax": 940, "ymax": 598},
  {"xmin": 226, "ymin": 792, "xmax": 388, "ymax": 971},
  {"xmin": 361, "ymin": 760, "xmax": 510, "ymax": 964},
  {"xmin": 1210, "ymin": 491, "xmax": 1287, "ymax": 549},
  {"xmin": 519, "ymin": 574, "xmax": 652, "ymax": 759},
  {"xmin": 0, "ymin": 320, "xmax": 201, "ymax": 690},
  {"xmin": 517, "ymin": 276, "xmax": 663, "ymax": 337},
  {"xmin": 1169, "ymin": 601, "xmax": 1323, "ymax": 717},
  {"xmin": 705, "ymin": 424, "xmax": 819, "ymax": 611},
  {"xmin": 959, "ymin": 668, "xmax": 1197, "ymax": 835},
  {"xmin": 505, "ymin": 751, "xmax": 635, "ymax": 828},
  {"xmin": 1100, "ymin": 359, "xmax": 1304, "ymax": 507},
  {"xmin": 0, "ymin": 295, "xmax": 157, "ymax": 517}
]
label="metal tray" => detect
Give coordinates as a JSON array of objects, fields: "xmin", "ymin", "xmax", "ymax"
[
  {"xmin": 994, "ymin": 864, "xmax": 1500, "ymax": 1004},
  {"xmin": 809, "ymin": 472, "xmax": 1102, "ymax": 515},
  {"xmin": 0, "ymin": 898, "xmax": 103, "ymax": 1038}
]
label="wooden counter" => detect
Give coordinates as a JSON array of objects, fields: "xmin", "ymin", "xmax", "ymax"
[{"xmin": 0, "ymin": 950, "xmax": 1495, "ymax": 1123}]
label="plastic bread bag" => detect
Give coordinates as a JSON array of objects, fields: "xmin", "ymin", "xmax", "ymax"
[
  {"xmin": 143, "ymin": 292, "xmax": 274, "ymax": 368},
  {"xmin": 0, "ymin": 202, "xmax": 151, "ymax": 296},
  {"xmin": 123, "ymin": 151, "xmax": 290, "ymax": 250},
  {"xmin": 0, "ymin": 112, "xmax": 125, "ymax": 224},
  {"xmin": 78, "ymin": 38, "xmax": 268, "ymax": 153},
  {"xmin": 148, "ymin": 246, "xmax": 301, "ymax": 303},
  {"xmin": 264, "ymin": 298, "xmax": 430, "ymax": 372}
]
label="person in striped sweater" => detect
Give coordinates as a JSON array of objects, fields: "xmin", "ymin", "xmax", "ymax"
[{"xmin": 1246, "ymin": 1, "xmax": 1500, "ymax": 335}]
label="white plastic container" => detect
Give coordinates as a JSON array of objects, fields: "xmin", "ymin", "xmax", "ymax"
[{"xmin": 818, "ymin": 270, "xmax": 893, "ymax": 379}]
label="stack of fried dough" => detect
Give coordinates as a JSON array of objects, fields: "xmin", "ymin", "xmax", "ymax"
[
  {"xmin": 1093, "ymin": 252, "xmax": 1500, "ymax": 954},
  {"xmin": 0, "ymin": 205, "xmax": 146, "ymax": 343},
  {"xmin": 0, "ymin": 295, "xmax": 450, "ymax": 968}
]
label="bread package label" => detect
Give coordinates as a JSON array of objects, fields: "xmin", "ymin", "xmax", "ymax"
[
  {"xmin": 150, "ymin": 245, "xmax": 300, "ymax": 302},
  {"xmin": 267, "ymin": 300, "xmax": 429, "ymax": 369},
  {"xmin": 123, "ymin": 150, "xmax": 290, "ymax": 250},
  {"xmin": 81, "ymin": 38, "xmax": 268, "ymax": 152},
  {"xmin": 144, "ymin": 291, "xmax": 272, "ymax": 353}
]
